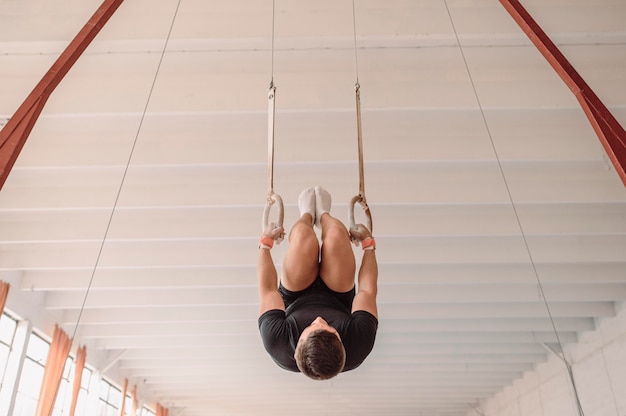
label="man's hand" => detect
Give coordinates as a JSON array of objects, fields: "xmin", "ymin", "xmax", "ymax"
[
  {"xmin": 349, "ymin": 223, "xmax": 372, "ymax": 247},
  {"xmin": 262, "ymin": 222, "xmax": 285, "ymax": 246}
]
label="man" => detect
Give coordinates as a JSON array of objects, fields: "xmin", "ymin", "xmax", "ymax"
[{"xmin": 257, "ymin": 185, "xmax": 378, "ymax": 380}]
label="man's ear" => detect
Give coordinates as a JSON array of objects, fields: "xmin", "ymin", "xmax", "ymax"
[{"xmin": 294, "ymin": 341, "xmax": 300, "ymax": 360}]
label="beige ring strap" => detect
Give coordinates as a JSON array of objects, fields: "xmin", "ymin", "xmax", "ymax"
[
  {"xmin": 263, "ymin": 83, "xmax": 285, "ymax": 236},
  {"xmin": 349, "ymin": 83, "xmax": 373, "ymax": 241}
]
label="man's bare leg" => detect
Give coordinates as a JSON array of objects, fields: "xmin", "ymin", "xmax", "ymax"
[
  {"xmin": 316, "ymin": 186, "xmax": 356, "ymax": 292},
  {"xmin": 282, "ymin": 189, "xmax": 320, "ymax": 291}
]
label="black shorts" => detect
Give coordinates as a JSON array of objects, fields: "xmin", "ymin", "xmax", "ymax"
[{"xmin": 279, "ymin": 276, "xmax": 356, "ymax": 311}]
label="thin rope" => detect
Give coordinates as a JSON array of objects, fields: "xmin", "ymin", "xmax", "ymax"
[
  {"xmin": 351, "ymin": 0, "xmax": 359, "ymax": 87},
  {"xmin": 441, "ymin": 1, "xmax": 585, "ymax": 414},
  {"xmin": 70, "ymin": 0, "xmax": 183, "ymax": 341},
  {"xmin": 598, "ymin": 328, "xmax": 621, "ymax": 416}
]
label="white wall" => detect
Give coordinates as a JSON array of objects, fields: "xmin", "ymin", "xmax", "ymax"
[{"xmin": 468, "ymin": 302, "xmax": 626, "ymax": 416}]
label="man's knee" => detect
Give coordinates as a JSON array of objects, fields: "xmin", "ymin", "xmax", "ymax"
[
  {"xmin": 287, "ymin": 224, "xmax": 319, "ymax": 254},
  {"xmin": 322, "ymin": 223, "xmax": 350, "ymax": 246},
  {"xmin": 289, "ymin": 220, "xmax": 313, "ymax": 240}
]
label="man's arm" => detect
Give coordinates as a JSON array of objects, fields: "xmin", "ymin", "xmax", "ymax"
[
  {"xmin": 257, "ymin": 245, "xmax": 285, "ymax": 316},
  {"xmin": 352, "ymin": 248, "xmax": 378, "ymax": 317}
]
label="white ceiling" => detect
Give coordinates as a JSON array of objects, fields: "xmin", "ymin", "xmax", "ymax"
[{"xmin": 1, "ymin": 0, "xmax": 625, "ymax": 415}]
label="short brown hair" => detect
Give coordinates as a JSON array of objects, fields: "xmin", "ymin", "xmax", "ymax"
[{"xmin": 295, "ymin": 329, "xmax": 346, "ymax": 380}]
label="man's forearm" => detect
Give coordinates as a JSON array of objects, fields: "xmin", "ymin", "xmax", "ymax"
[
  {"xmin": 257, "ymin": 248, "xmax": 278, "ymax": 292},
  {"xmin": 357, "ymin": 250, "xmax": 378, "ymax": 295}
]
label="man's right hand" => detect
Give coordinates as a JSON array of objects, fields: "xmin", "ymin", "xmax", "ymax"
[
  {"xmin": 263, "ymin": 222, "xmax": 285, "ymax": 244},
  {"xmin": 349, "ymin": 223, "xmax": 372, "ymax": 246}
]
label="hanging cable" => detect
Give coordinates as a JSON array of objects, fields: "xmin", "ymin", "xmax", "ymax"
[
  {"xmin": 70, "ymin": 0, "xmax": 183, "ymax": 341},
  {"xmin": 263, "ymin": 0, "xmax": 284, "ymax": 237},
  {"xmin": 349, "ymin": 0, "xmax": 372, "ymax": 243},
  {"xmin": 441, "ymin": 1, "xmax": 585, "ymax": 414}
]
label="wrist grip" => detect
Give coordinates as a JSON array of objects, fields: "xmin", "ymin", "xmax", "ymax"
[
  {"xmin": 259, "ymin": 236, "xmax": 274, "ymax": 249},
  {"xmin": 361, "ymin": 237, "xmax": 376, "ymax": 251}
]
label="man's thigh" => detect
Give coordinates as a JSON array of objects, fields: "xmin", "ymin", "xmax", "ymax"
[
  {"xmin": 319, "ymin": 242, "xmax": 356, "ymax": 293},
  {"xmin": 281, "ymin": 240, "xmax": 320, "ymax": 292}
]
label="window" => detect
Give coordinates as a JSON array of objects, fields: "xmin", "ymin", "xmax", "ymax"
[
  {"xmin": 0, "ymin": 313, "xmax": 17, "ymax": 387},
  {"xmin": 0, "ymin": 321, "xmax": 139, "ymax": 416},
  {"xmin": 10, "ymin": 329, "xmax": 94, "ymax": 416},
  {"xmin": 51, "ymin": 358, "xmax": 93, "ymax": 416},
  {"xmin": 141, "ymin": 407, "xmax": 156, "ymax": 416},
  {"xmin": 98, "ymin": 378, "xmax": 122, "ymax": 416},
  {"xmin": 13, "ymin": 332, "xmax": 49, "ymax": 416},
  {"xmin": 123, "ymin": 392, "xmax": 133, "ymax": 416},
  {"xmin": 72, "ymin": 365, "xmax": 93, "ymax": 416},
  {"xmin": 50, "ymin": 356, "xmax": 74, "ymax": 416}
]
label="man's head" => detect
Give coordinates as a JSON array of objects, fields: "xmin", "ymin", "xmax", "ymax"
[{"xmin": 294, "ymin": 316, "xmax": 346, "ymax": 380}]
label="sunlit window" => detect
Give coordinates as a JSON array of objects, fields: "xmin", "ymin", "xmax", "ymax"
[
  {"xmin": 13, "ymin": 332, "xmax": 49, "ymax": 416},
  {"xmin": 50, "ymin": 356, "xmax": 74, "ymax": 416},
  {"xmin": 51, "ymin": 358, "xmax": 93, "ymax": 416},
  {"xmin": 72, "ymin": 365, "xmax": 93, "ymax": 416},
  {"xmin": 124, "ymin": 392, "xmax": 133, "ymax": 415},
  {"xmin": 0, "ymin": 318, "xmax": 146, "ymax": 416},
  {"xmin": 0, "ymin": 313, "xmax": 17, "ymax": 388},
  {"xmin": 141, "ymin": 406, "xmax": 156, "ymax": 416},
  {"xmin": 98, "ymin": 378, "xmax": 123, "ymax": 416}
]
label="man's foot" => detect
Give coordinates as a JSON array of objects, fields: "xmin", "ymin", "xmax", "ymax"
[
  {"xmin": 314, "ymin": 185, "xmax": 331, "ymax": 229},
  {"xmin": 298, "ymin": 187, "xmax": 316, "ymax": 225}
]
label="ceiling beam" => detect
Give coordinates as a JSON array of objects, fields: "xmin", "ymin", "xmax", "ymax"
[
  {"xmin": 0, "ymin": 0, "xmax": 125, "ymax": 190},
  {"xmin": 5, "ymin": 202, "xmax": 626, "ymax": 249},
  {"xmin": 382, "ymin": 317, "xmax": 594, "ymax": 332},
  {"xmin": 72, "ymin": 320, "xmax": 577, "ymax": 343},
  {"xmin": 60, "ymin": 304, "xmax": 598, "ymax": 327},
  {"xmin": 113, "ymin": 343, "xmax": 550, "ymax": 361},
  {"xmin": 19, "ymin": 260, "xmax": 626, "ymax": 291},
  {"xmin": 88, "ymin": 320, "xmax": 592, "ymax": 350},
  {"xmin": 41, "ymin": 283, "xmax": 626, "ymax": 308},
  {"xmin": 4, "ymin": 233, "xmax": 626, "ymax": 270},
  {"xmin": 3, "ymin": 159, "xmax": 622, "ymax": 209},
  {"xmin": 499, "ymin": 0, "xmax": 626, "ymax": 186}
]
